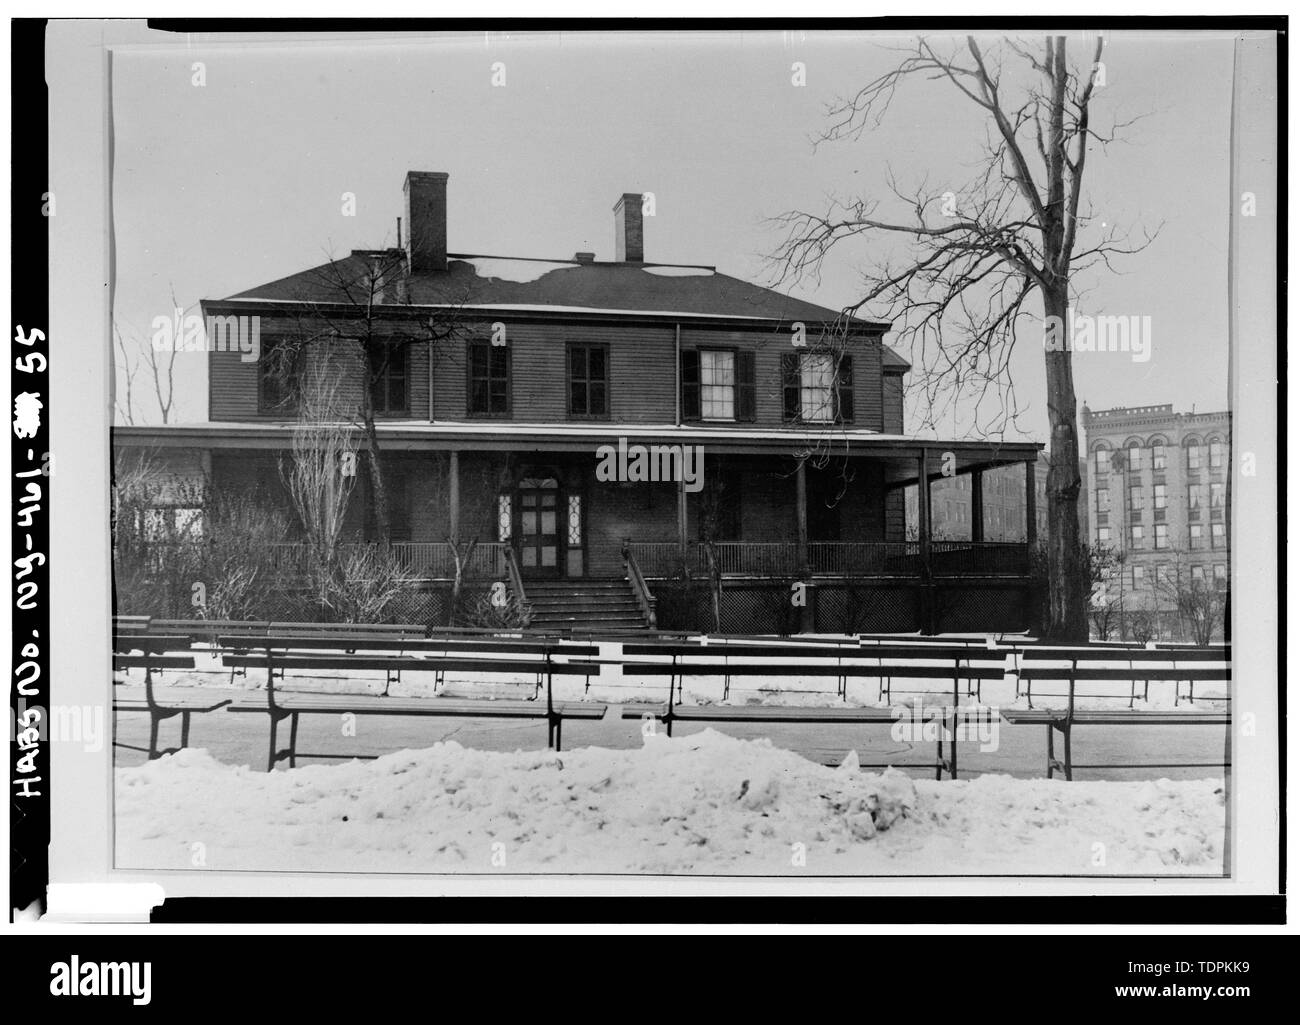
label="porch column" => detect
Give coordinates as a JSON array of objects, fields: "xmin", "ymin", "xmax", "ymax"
[
  {"xmin": 917, "ymin": 448, "xmax": 935, "ymax": 634},
  {"xmin": 448, "ymin": 450, "xmax": 460, "ymax": 540},
  {"xmin": 1024, "ymin": 459, "xmax": 1038, "ymax": 546},
  {"xmin": 916, "ymin": 449, "xmax": 932, "ymax": 569},
  {"xmin": 795, "ymin": 458, "xmax": 809, "ymax": 574},
  {"xmin": 970, "ymin": 469, "xmax": 984, "ymax": 543},
  {"xmin": 677, "ymin": 477, "xmax": 688, "ymax": 564},
  {"xmin": 795, "ymin": 458, "xmax": 813, "ymax": 632}
]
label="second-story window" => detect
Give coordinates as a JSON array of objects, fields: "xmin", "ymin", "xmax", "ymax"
[
  {"xmin": 681, "ymin": 348, "xmax": 755, "ymax": 422},
  {"xmin": 468, "ymin": 341, "xmax": 510, "ymax": 417},
  {"xmin": 258, "ymin": 338, "xmax": 301, "ymax": 415},
  {"xmin": 782, "ymin": 351, "xmax": 854, "ymax": 423},
  {"xmin": 368, "ymin": 342, "xmax": 409, "ymax": 415},
  {"xmin": 567, "ymin": 343, "xmax": 609, "ymax": 418},
  {"xmin": 700, "ymin": 349, "xmax": 735, "ymax": 419}
]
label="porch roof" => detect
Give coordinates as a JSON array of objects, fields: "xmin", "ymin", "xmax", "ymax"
[{"xmin": 114, "ymin": 421, "xmax": 1042, "ymax": 476}]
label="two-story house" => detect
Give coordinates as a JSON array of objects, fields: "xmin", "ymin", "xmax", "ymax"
[{"xmin": 114, "ymin": 170, "xmax": 1044, "ymax": 633}]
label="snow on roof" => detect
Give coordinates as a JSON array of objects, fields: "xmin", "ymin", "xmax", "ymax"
[
  {"xmin": 641, "ymin": 265, "xmax": 714, "ymax": 277},
  {"xmin": 463, "ymin": 257, "xmax": 578, "ymax": 283}
]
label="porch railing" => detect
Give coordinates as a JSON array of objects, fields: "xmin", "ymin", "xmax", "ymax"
[
  {"xmin": 261, "ymin": 541, "xmax": 509, "ymax": 580},
  {"xmin": 621, "ymin": 540, "xmax": 658, "ymax": 629},
  {"xmin": 502, "ymin": 546, "xmax": 531, "ymax": 627},
  {"xmin": 627, "ymin": 540, "xmax": 1029, "ymax": 579}
]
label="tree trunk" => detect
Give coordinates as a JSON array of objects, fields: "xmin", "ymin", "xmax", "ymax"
[
  {"xmin": 362, "ymin": 413, "xmax": 391, "ymax": 546},
  {"xmin": 1041, "ymin": 284, "xmax": 1089, "ymax": 641}
]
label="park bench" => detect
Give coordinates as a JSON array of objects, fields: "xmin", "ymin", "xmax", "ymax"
[
  {"xmin": 1012, "ymin": 646, "xmax": 1231, "ymax": 706},
  {"xmin": 113, "ymin": 633, "xmax": 195, "ymax": 654},
  {"xmin": 148, "ymin": 619, "xmax": 272, "ymax": 642},
  {"xmin": 620, "ymin": 641, "xmax": 1008, "ymax": 702},
  {"xmin": 1000, "ymin": 660, "xmax": 1232, "ymax": 780},
  {"xmin": 267, "ymin": 621, "xmax": 428, "ymax": 638},
  {"xmin": 220, "ymin": 647, "xmax": 606, "ymax": 769},
  {"xmin": 112, "ymin": 653, "xmax": 231, "ymax": 759},
  {"xmin": 617, "ymin": 652, "xmax": 1005, "ymax": 779},
  {"xmin": 220, "ymin": 634, "xmax": 598, "ymax": 694}
]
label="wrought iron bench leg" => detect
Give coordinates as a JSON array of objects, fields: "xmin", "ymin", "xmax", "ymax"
[
  {"xmin": 1046, "ymin": 722, "xmax": 1056, "ymax": 779},
  {"xmin": 148, "ymin": 713, "xmax": 162, "ymax": 760},
  {"xmin": 180, "ymin": 711, "xmax": 192, "ymax": 749},
  {"xmin": 288, "ymin": 712, "xmax": 300, "ymax": 768}
]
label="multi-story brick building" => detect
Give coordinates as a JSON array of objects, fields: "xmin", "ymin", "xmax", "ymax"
[
  {"xmin": 115, "ymin": 170, "xmax": 1046, "ymax": 633},
  {"xmin": 1082, "ymin": 403, "xmax": 1230, "ymax": 635}
]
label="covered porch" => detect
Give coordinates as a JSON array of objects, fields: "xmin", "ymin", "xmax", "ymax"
[{"xmin": 115, "ymin": 422, "xmax": 1043, "ymax": 587}]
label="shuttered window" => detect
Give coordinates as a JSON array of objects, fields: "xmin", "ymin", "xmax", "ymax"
[
  {"xmin": 680, "ymin": 348, "xmax": 755, "ymax": 422},
  {"xmin": 781, "ymin": 351, "xmax": 854, "ymax": 423}
]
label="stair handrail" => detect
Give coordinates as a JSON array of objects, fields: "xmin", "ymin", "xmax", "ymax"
[
  {"xmin": 503, "ymin": 546, "xmax": 532, "ymax": 629},
  {"xmin": 622, "ymin": 539, "xmax": 658, "ymax": 630}
]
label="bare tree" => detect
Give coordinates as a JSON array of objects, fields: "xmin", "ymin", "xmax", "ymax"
[
  {"xmin": 281, "ymin": 355, "xmax": 360, "ymax": 606},
  {"xmin": 1085, "ymin": 542, "xmax": 1119, "ymax": 640},
  {"xmin": 271, "ymin": 247, "xmax": 474, "ymax": 544},
  {"xmin": 1154, "ymin": 550, "xmax": 1228, "ymax": 647},
  {"xmin": 113, "ymin": 323, "xmax": 140, "ymax": 426},
  {"xmin": 769, "ymin": 35, "xmax": 1153, "ymax": 640}
]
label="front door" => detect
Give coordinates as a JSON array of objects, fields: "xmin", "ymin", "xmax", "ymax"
[{"xmin": 517, "ymin": 477, "xmax": 561, "ymax": 577}]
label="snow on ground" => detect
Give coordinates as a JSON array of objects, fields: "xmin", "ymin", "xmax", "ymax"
[{"xmin": 116, "ymin": 729, "xmax": 1225, "ymax": 875}]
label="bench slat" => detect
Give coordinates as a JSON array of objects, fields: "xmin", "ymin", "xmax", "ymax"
[
  {"xmin": 113, "ymin": 655, "xmax": 197, "ymax": 670},
  {"xmin": 1020, "ymin": 667, "xmax": 1229, "ymax": 681},
  {"xmin": 624, "ymin": 662, "xmax": 1007, "ymax": 679},
  {"xmin": 227, "ymin": 695, "xmax": 606, "ymax": 718},
  {"xmin": 220, "ymin": 654, "xmax": 598, "ymax": 676}
]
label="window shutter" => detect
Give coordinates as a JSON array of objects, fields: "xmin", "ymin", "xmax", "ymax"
[
  {"xmin": 735, "ymin": 350, "xmax": 756, "ymax": 422},
  {"xmin": 681, "ymin": 349, "xmax": 701, "ymax": 421},
  {"xmin": 781, "ymin": 352, "xmax": 800, "ymax": 421},
  {"xmin": 836, "ymin": 353, "xmax": 854, "ymax": 423}
]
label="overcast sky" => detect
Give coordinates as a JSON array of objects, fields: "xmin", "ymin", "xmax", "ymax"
[{"xmin": 102, "ymin": 28, "xmax": 1253, "ymax": 439}]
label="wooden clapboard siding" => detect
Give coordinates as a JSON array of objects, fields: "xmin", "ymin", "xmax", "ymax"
[
  {"xmin": 209, "ymin": 313, "xmax": 430, "ymax": 422},
  {"xmin": 679, "ymin": 326, "xmax": 886, "ymax": 430},
  {"xmin": 210, "ymin": 309, "xmax": 892, "ymax": 434},
  {"xmin": 883, "ymin": 370, "xmax": 905, "ymax": 435},
  {"xmin": 433, "ymin": 320, "xmax": 675, "ymax": 422}
]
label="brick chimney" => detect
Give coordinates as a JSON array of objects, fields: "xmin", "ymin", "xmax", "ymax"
[
  {"xmin": 404, "ymin": 171, "xmax": 449, "ymax": 273},
  {"xmin": 613, "ymin": 192, "xmax": 644, "ymax": 262}
]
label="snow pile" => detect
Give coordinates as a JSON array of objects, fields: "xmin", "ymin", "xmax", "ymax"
[{"xmin": 116, "ymin": 730, "xmax": 1224, "ymax": 875}]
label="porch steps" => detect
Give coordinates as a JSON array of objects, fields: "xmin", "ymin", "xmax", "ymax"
[{"xmin": 522, "ymin": 577, "xmax": 650, "ymax": 634}]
